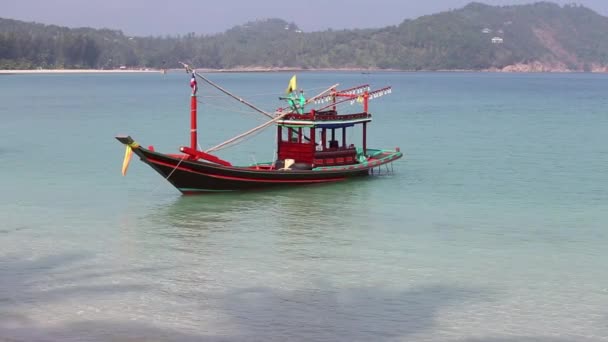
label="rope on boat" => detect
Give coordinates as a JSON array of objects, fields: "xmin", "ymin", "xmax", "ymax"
[
  {"xmin": 165, "ymin": 154, "xmax": 187, "ymax": 181},
  {"xmin": 149, "ymin": 154, "xmax": 188, "ymax": 195},
  {"xmin": 199, "ymin": 82, "xmax": 340, "ymax": 147},
  {"xmin": 182, "ymin": 62, "xmax": 338, "ymax": 117},
  {"xmin": 208, "ymin": 123, "xmax": 269, "ymax": 152},
  {"xmin": 199, "ymin": 100, "xmax": 269, "ymax": 121},
  {"xmin": 205, "ymin": 112, "xmax": 290, "ymax": 153},
  {"xmin": 180, "ymin": 62, "xmax": 275, "ymax": 119},
  {"xmin": 178, "ymin": 63, "xmax": 345, "ymax": 151},
  {"xmin": 199, "ymin": 86, "xmax": 330, "ymax": 99}
]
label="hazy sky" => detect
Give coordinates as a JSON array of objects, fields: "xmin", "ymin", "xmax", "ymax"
[{"xmin": 2, "ymin": 0, "xmax": 607, "ymax": 36}]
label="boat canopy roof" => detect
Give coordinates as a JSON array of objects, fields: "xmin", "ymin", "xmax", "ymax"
[{"xmin": 276, "ymin": 112, "xmax": 372, "ymax": 128}]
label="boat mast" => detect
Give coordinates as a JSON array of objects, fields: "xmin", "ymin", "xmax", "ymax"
[{"xmin": 190, "ymin": 72, "xmax": 198, "ymax": 151}]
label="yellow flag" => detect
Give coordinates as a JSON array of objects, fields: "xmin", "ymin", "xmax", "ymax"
[
  {"xmin": 286, "ymin": 75, "xmax": 297, "ymax": 94},
  {"xmin": 121, "ymin": 145, "xmax": 133, "ymax": 176}
]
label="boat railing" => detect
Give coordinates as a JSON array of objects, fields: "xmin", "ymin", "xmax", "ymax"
[
  {"xmin": 314, "ymin": 112, "xmax": 371, "ymax": 121},
  {"xmin": 280, "ymin": 112, "xmax": 371, "ymax": 122},
  {"xmin": 280, "ymin": 113, "xmax": 315, "ymax": 121},
  {"xmin": 315, "ymin": 109, "xmax": 338, "ymax": 116}
]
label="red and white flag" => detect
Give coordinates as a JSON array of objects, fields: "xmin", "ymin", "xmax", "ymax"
[{"xmin": 190, "ymin": 73, "xmax": 198, "ymax": 95}]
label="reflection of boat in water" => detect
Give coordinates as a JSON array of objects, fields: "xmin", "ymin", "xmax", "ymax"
[
  {"xmin": 150, "ymin": 181, "xmax": 366, "ymax": 235},
  {"xmin": 117, "ymin": 63, "xmax": 402, "ymax": 194}
]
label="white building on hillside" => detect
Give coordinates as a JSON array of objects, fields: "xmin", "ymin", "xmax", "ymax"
[{"xmin": 491, "ymin": 37, "xmax": 504, "ymax": 44}]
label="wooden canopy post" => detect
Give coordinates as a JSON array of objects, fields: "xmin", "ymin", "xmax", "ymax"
[
  {"xmin": 363, "ymin": 122, "xmax": 367, "ymax": 156},
  {"xmin": 290, "ymin": 128, "xmax": 297, "ymax": 142},
  {"xmin": 321, "ymin": 128, "xmax": 326, "ymax": 151},
  {"xmin": 331, "ymin": 88, "xmax": 337, "ymax": 112},
  {"xmin": 310, "ymin": 109, "xmax": 316, "ymax": 146},
  {"xmin": 342, "ymin": 127, "xmax": 346, "ymax": 147}
]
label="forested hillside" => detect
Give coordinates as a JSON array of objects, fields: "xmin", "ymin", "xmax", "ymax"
[{"xmin": 2, "ymin": 2, "xmax": 608, "ymax": 71}]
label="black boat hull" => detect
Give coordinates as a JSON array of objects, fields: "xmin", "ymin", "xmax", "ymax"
[{"xmin": 117, "ymin": 136, "xmax": 402, "ymax": 193}]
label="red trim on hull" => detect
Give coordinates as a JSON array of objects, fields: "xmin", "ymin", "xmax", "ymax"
[{"xmin": 147, "ymin": 158, "xmax": 347, "ymax": 184}]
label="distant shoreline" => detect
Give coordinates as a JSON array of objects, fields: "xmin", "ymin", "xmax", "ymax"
[
  {"xmin": 0, "ymin": 69, "xmax": 162, "ymax": 75},
  {"xmin": 2, "ymin": 66, "xmax": 607, "ymax": 75},
  {"xmin": 0, "ymin": 67, "xmax": 392, "ymax": 75}
]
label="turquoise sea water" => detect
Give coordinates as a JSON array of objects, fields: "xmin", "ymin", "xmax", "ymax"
[{"xmin": 1, "ymin": 71, "xmax": 607, "ymax": 341}]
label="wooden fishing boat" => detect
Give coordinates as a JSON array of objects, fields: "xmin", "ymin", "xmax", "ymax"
[{"xmin": 116, "ymin": 65, "xmax": 402, "ymax": 194}]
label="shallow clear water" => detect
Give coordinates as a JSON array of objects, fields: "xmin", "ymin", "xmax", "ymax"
[{"xmin": 1, "ymin": 71, "xmax": 607, "ymax": 341}]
